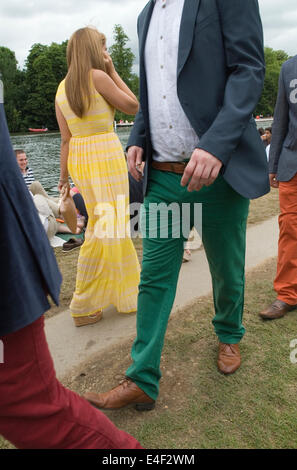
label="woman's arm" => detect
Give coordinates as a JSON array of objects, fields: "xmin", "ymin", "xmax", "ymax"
[
  {"xmin": 92, "ymin": 55, "xmax": 139, "ymax": 116},
  {"xmin": 55, "ymin": 101, "xmax": 72, "ymax": 191},
  {"xmin": 104, "ymin": 51, "xmax": 137, "ymax": 102}
]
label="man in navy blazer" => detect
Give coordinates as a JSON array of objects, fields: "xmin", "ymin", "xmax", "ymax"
[
  {"xmin": 84, "ymin": 0, "xmax": 269, "ymax": 411},
  {"xmin": 260, "ymin": 55, "xmax": 297, "ymax": 320}
]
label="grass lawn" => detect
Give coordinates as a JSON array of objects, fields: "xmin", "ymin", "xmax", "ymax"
[
  {"xmin": 2, "ymin": 188, "xmax": 290, "ymax": 449},
  {"xmin": 57, "ymin": 257, "xmax": 297, "ymax": 449},
  {"xmin": 2, "ymin": 257, "xmax": 297, "ymax": 449},
  {"xmin": 248, "ymin": 187, "xmax": 279, "ymax": 225}
]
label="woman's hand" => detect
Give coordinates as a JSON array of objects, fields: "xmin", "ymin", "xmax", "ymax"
[
  {"xmin": 103, "ymin": 51, "xmax": 115, "ymax": 77},
  {"xmin": 58, "ymin": 177, "xmax": 70, "ymax": 193}
]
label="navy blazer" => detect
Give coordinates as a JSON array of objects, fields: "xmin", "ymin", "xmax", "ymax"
[
  {"xmin": 0, "ymin": 103, "xmax": 62, "ymax": 336},
  {"xmin": 127, "ymin": 0, "xmax": 270, "ymax": 199}
]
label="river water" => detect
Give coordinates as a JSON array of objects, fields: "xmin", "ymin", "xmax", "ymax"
[
  {"xmin": 10, "ymin": 119, "xmax": 272, "ymax": 196},
  {"xmin": 10, "ymin": 128, "xmax": 131, "ymax": 195}
]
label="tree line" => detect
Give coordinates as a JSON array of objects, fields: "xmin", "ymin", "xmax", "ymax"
[
  {"xmin": 0, "ymin": 27, "xmax": 291, "ymax": 133},
  {"xmin": 0, "ymin": 25, "xmax": 139, "ymax": 132}
]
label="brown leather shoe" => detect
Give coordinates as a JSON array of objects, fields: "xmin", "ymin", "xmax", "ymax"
[
  {"xmin": 83, "ymin": 378, "xmax": 155, "ymax": 411},
  {"xmin": 259, "ymin": 299, "xmax": 297, "ymax": 320},
  {"xmin": 218, "ymin": 342, "xmax": 241, "ymax": 375}
]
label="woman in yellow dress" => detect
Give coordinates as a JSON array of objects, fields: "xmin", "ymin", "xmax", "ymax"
[{"xmin": 55, "ymin": 27, "xmax": 140, "ymax": 327}]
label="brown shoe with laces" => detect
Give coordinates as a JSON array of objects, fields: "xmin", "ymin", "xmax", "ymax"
[
  {"xmin": 83, "ymin": 378, "xmax": 155, "ymax": 411},
  {"xmin": 259, "ymin": 299, "xmax": 297, "ymax": 320},
  {"xmin": 218, "ymin": 342, "xmax": 241, "ymax": 375}
]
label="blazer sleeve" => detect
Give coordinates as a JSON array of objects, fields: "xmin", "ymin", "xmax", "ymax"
[
  {"xmin": 268, "ymin": 65, "xmax": 289, "ymax": 174},
  {"xmin": 197, "ymin": 0, "xmax": 265, "ymax": 165},
  {"xmin": 126, "ymin": 106, "xmax": 147, "ymax": 157},
  {"xmin": 126, "ymin": 11, "xmax": 148, "ymax": 156}
]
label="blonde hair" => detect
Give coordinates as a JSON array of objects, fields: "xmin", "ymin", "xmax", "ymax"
[
  {"xmin": 99, "ymin": 32, "xmax": 106, "ymax": 49},
  {"xmin": 65, "ymin": 27, "xmax": 106, "ymax": 118}
]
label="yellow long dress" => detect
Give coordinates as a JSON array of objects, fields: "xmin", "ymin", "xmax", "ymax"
[{"xmin": 56, "ymin": 79, "xmax": 140, "ymax": 317}]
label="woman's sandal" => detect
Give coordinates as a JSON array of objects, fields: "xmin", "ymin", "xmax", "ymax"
[{"xmin": 73, "ymin": 310, "xmax": 103, "ymax": 327}]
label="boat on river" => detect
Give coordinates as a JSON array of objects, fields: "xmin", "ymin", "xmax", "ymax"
[
  {"xmin": 28, "ymin": 127, "xmax": 48, "ymax": 132},
  {"xmin": 113, "ymin": 121, "xmax": 134, "ymax": 131}
]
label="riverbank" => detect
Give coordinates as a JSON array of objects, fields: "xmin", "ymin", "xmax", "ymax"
[
  {"xmin": 47, "ymin": 189, "xmax": 280, "ymax": 317},
  {"xmin": 10, "ymin": 127, "xmax": 131, "ymax": 195},
  {"xmin": 60, "ymin": 256, "xmax": 297, "ymax": 449},
  {"xmin": 0, "ymin": 188, "xmax": 285, "ymax": 450},
  {"xmin": 3, "ymin": 251, "xmax": 297, "ymax": 449}
]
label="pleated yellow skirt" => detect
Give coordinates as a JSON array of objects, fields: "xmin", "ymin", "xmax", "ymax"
[{"xmin": 67, "ymin": 131, "xmax": 140, "ymax": 317}]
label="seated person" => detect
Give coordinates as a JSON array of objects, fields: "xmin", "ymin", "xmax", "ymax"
[
  {"xmin": 15, "ymin": 149, "xmax": 35, "ymax": 186},
  {"xmin": 30, "ymin": 191, "xmax": 83, "ymax": 244},
  {"xmin": 15, "ymin": 149, "xmax": 56, "ymax": 200},
  {"xmin": 70, "ymin": 186, "xmax": 88, "ymax": 228},
  {"xmin": 14, "ymin": 150, "xmax": 86, "ymax": 235},
  {"xmin": 31, "ymin": 182, "xmax": 86, "ymax": 232}
]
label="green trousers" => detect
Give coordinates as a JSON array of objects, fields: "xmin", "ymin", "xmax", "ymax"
[{"xmin": 126, "ymin": 169, "xmax": 250, "ymax": 400}]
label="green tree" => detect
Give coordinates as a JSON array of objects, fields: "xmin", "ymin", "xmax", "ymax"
[
  {"xmin": 14, "ymin": 68, "xmax": 28, "ymax": 132},
  {"xmin": 255, "ymin": 47, "xmax": 290, "ymax": 117},
  {"xmin": 23, "ymin": 43, "xmax": 49, "ymax": 129},
  {"xmin": 0, "ymin": 46, "xmax": 21, "ymax": 131},
  {"xmin": 47, "ymin": 41, "xmax": 68, "ymax": 83},
  {"xmin": 109, "ymin": 24, "xmax": 139, "ymax": 122},
  {"xmin": 23, "ymin": 42, "xmax": 67, "ymax": 130}
]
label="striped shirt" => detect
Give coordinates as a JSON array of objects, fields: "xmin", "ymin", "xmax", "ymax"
[{"xmin": 23, "ymin": 167, "xmax": 35, "ymax": 186}]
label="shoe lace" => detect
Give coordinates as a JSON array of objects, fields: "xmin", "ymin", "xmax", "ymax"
[
  {"xmin": 113, "ymin": 377, "xmax": 132, "ymax": 390},
  {"xmin": 220, "ymin": 343, "xmax": 236, "ymax": 354}
]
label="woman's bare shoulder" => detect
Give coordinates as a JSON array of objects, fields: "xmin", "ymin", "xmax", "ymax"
[
  {"xmin": 92, "ymin": 69, "xmax": 114, "ymax": 95},
  {"xmin": 92, "ymin": 69, "xmax": 109, "ymax": 83}
]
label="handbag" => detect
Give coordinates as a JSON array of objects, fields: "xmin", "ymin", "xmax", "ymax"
[{"xmin": 59, "ymin": 185, "xmax": 77, "ymax": 233}]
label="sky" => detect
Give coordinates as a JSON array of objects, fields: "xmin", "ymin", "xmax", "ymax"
[{"xmin": 0, "ymin": 0, "xmax": 297, "ymax": 70}]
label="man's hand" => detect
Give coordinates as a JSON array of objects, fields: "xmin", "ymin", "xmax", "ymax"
[
  {"xmin": 127, "ymin": 146, "xmax": 144, "ymax": 182},
  {"xmin": 181, "ymin": 148, "xmax": 223, "ymax": 192},
  {"xmin": 269, "ymin": 173, "xmax": 279, "ymax": 188}
]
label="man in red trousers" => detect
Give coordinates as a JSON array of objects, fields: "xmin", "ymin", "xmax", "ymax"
[{"xmin": 0, "ymin": 80, "xmax": 142, "ymax": 450}]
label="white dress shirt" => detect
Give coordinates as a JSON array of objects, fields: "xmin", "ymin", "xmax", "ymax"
[{"xmin": 145, "ymin": 0, "xmax": 199, "ymax": 162}]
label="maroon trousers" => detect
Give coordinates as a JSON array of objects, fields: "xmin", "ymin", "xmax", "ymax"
[{"xmin": 0, "ymin": 316, "xmax": 142, "ymax": 449}]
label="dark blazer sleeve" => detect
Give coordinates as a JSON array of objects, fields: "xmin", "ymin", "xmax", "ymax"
[
  {"xmin": 268, "ymin": 65, "xmax": 289, "ymax": 174},
  {"xmin": 0, "ymin": 102, "xmax": 62, "ymax": 335},
  {"xmin": 197, "ymin": 0, "xmax": 265, "ymax": 165},
  {"xmin": 126, "ymin": 9, "xmax": 149, "ymax": 157},
  {"xmin": 126, "ymin": 106, "xmax": 147, "ymax": 157}
]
